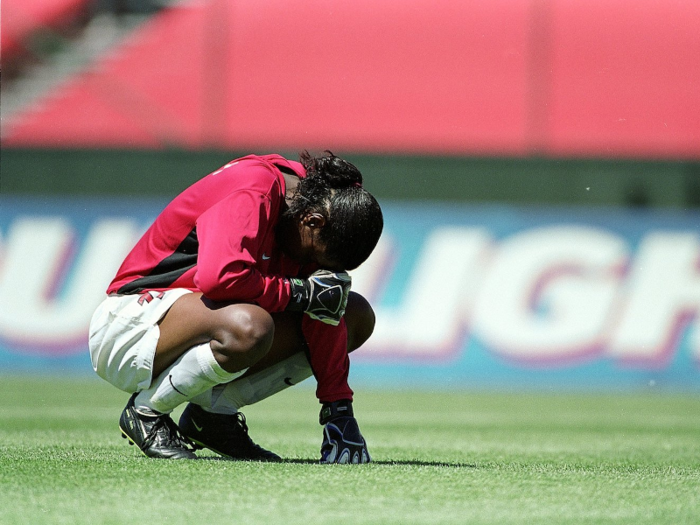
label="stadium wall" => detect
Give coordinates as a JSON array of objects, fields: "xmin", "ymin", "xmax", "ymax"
[
  {"xmin": 1, "ymin": 195, "xmax": 699, "ymax": 392},
  {"xmin": 3, "ymin": 0, "xmax": 699, "ymax": 159},
  {"xmin": 3, "ymin": 148, "xmax": 700, "ymax": 209}
]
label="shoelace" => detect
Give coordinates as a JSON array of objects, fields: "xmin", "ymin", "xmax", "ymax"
[
  {"xmin": 223, "ymin": 413, "xmax": 267, "ymax": 453},
  {"xmin": 142, "ymin": 415, "xmax": 195, "ymax": 451},
  {"xmin": 234, "ymin": 412, "xmax": 249, "ymax": 433}
]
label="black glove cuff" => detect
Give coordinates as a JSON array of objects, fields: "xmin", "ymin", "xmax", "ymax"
[
  {"xmin": 285, "ymin": 278, "xmax": 310, "ymax": 312},
  {"xmin": 319, "ymin": 399, "xmax": 354, "ymax": 425}
]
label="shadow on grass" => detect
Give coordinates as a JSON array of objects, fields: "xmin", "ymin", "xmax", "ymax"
[
  {"xmin": 283, "ymin": 458, "xmax": 478, "ymax": 468},
  {"xmin": 198, "ymin": 456, "xmax": 476, "ymax": 468}
]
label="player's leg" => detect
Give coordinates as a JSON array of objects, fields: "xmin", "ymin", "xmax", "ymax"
[
  {"xmin": 131, "ymin": 292, "xmax": 274, "ymax": 414},
  {"xmin": 249, "ymin": 290, "xmax": 375, "ymax": 374},
  {"xmin": 190, "ymin": 291, "xmax": 374, "ymax": 413},
  {"xmin": 179, "ymin": 292, "xmax": 375, "ymax": 460},
  {"xmin": 90, "ymin": 290, "xmax": 276, "ymax": 459},
  {"xmin": 154, "ymin": 292, "xmax": 275, "ymax": 376}
]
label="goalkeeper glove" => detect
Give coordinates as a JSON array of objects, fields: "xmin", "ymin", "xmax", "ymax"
[
  {"xmin": 286, "ymin": 270, "xmax": 351, "ymax": 326},
  {"xmin": 319, "ymin": 400, "xmax": 371, "ymax": 464}
]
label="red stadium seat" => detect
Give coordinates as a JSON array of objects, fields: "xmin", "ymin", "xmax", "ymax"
[
  {"xmin": 2, "ymin": 0, "xmax": 93, "ymax": 73},
  {"xmin": 3, "ymin": 0, "xmax": 699, "ymax": 159}
]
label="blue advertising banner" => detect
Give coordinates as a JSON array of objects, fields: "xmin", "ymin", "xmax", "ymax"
[{"xmin": 1, "ymin": 197, "xmax": 699, "ymax": 391}]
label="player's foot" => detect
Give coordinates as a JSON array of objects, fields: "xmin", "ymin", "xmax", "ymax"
[
  {"xmin": 179, "ymin": 403, "xmax": 282, "ymax": 462},
  {"xmin": 119, "ymin": 394, "xmax": 197, "ymax": 459}
]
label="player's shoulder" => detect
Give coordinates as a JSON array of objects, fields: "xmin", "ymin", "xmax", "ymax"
[
  {"xmin": 207, "ymin": 154, "xmax": 291, "ymax": 193},
  {"xmin": 259, "ymin": 154, "xmax": 306, "ymax": 179}
]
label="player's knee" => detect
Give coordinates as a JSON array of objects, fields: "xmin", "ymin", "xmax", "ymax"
[
  {"xmin": 346, "ymin": 292, "xmax": 375, "ymax": 353},
  {"xmin": 214, "ymin": 305, "xmax": 275, "ymax": 367}
]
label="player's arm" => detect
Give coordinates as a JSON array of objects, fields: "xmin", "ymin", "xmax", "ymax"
[
  {"xmin": 300, "ymin": 319, "xmax": 369, "ymax": 464},
  {"xmin": 194, "ymin": 190, "xmax": 290, "ymax": 310},
  {"xmin": 195, "ymin": 191, "xmax": 352, "ymax": 324}
]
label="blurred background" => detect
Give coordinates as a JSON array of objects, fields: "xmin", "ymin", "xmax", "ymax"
[{"xmin": 1, "ymin": 0, "xmax": 699, "ymax": 392}]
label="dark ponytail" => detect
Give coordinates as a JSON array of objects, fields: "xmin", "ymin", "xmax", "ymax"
[
  {"xmin": 300, "ymin": 150, "xmax": 363, "ymax": 189},
  {"xmin": 287, "ymin": 151, "xmax": 383, "ymax": 270}
]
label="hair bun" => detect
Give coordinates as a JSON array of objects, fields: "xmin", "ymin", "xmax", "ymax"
[{"xmin": 312, "ymin": 151, "xmax": 363, "ymax": 189}]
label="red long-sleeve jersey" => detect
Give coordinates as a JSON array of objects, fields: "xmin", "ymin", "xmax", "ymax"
[{"xmin": 107, "ymin": 154, "xmax": 352, "ymax": 402}]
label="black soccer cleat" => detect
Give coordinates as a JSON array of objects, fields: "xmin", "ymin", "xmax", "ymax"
[
  {"xmin": 179, "ymin": 403, "xmax": 282, "ymax": 462},
  {"xmin": 119, "ymin": 394, "xmax": 197, "ymax": 459}
]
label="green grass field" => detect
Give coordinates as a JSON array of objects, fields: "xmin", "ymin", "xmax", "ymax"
[{"xmin": 1, "ymin": 376, "xmax": 698, "ymax": 525}]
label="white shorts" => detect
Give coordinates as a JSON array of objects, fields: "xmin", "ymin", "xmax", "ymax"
[{"xmin": 88, "ymin": 289, "xmax": 192, "ymax": 393}]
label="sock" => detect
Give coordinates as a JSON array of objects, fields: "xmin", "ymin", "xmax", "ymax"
[
  {"xmin": 189, "ymin": 351, "xmax": 313, "ymax": 415},
  {"xmin": 134, "ymin": 343, "xmax": 247, "ymax": 415}
]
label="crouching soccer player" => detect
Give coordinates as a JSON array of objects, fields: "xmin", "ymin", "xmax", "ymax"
[{"xmin": 88, "ymin": 151, "xmax": 382, "ymax": 463}]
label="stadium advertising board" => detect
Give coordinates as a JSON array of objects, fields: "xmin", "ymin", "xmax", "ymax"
[{"xmin": 1, "ymin": 197, "xmax": 698, "ymax": 391}]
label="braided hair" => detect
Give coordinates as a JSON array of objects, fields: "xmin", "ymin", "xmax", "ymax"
[{"xmin": 285, "ymin": 151, "xmax": 383, "ymax": 270}]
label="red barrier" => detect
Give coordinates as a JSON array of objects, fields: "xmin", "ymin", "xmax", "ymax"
[
  {"xmin": 2, "ymin": 0, "xmax": 92, "ymax": 64},
  {"xmin": 545, "ymin": 0, "xmax": 700, "ymax": 158},
  {"xmin": 3, "ymin": 0, "xmax": 699, "ymax": 159}
]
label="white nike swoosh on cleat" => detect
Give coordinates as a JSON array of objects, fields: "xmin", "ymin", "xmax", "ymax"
[{"xmin": 192, "ymin": 420, "xmax": 204, "ymax": 432}]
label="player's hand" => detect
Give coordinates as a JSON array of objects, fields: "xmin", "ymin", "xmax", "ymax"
[
  {"xmin": 318, "ymin": 400, "xmax": 370, "ymax": 464},
  {"xmin": 306, "ymin": 270, "xmax": 351, "ymax": 325},
  {"xmin": 286, "ymin": 270, "xmax": 351, "ymax": 326},
  {"xmin": 320, "ymin": 416, "xmax": 371, "ymax": 464}
]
